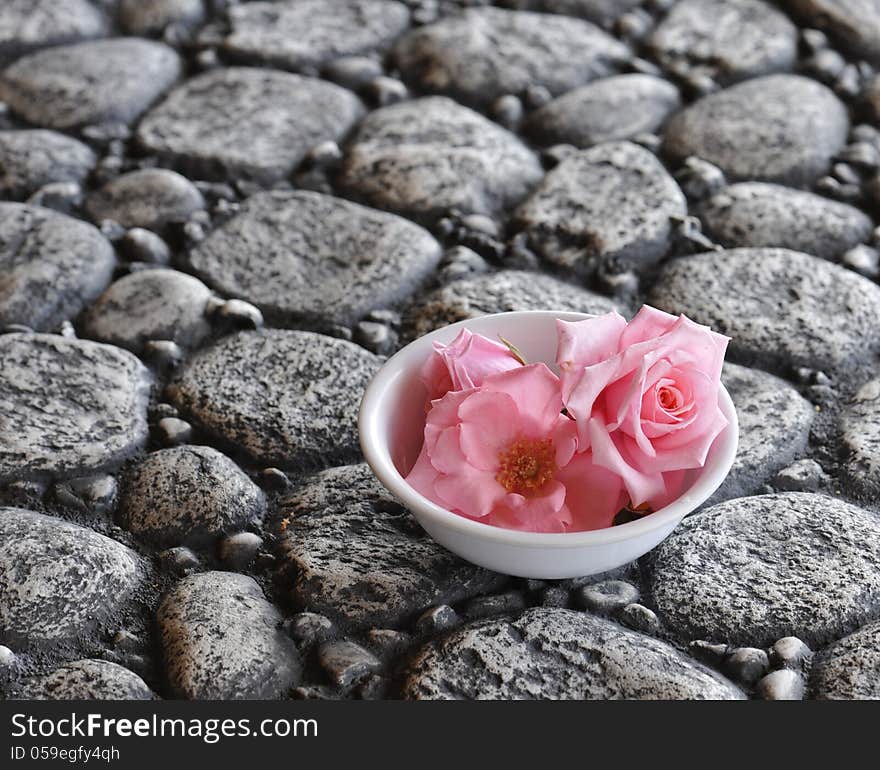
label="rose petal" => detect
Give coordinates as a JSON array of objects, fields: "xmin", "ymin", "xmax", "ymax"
[
  {"xmin": 457, "ymin": 390, "xmax": 520, "ymax": 471},
  {"xmin": 556, "ymin": 312, "xmax": 627, "ymax": 372},
  {"xmin": 404, "ymin": 443, "xmax": 441, "ymax": 501},
  {"xmin": 481, "ymin": 363, "xmax": 563, "ymax": 437},
  {"xmin": 556, "ymin": 451, "xmax": 627, "ymax": 531},
  {"xmin": 588, "ymin": 417, "xmax": 666, "ymax": 506},
  {"xmin": 489, "ymin": 481, "xmax": 570, "ymax": 532},
  {"xmin": 434, "ymin": 464, "xmax": 508, "ymax": 519}
]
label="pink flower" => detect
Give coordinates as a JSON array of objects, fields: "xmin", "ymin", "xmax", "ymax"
[
  {"xmin": 405, "ymin": 363, "xmax": 626, "ymax": 532},
  {"xmin": 557, "ymin": 306, "xmax": 729, "ymax": 509},
  {"xmin": 419, "ymin": 328, "xmax": 522, "ymax": 403}
]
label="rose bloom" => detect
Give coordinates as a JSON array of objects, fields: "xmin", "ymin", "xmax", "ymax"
[
  {"xmin": 406, "ymin": 363, "xmax": 626, "ymax": 532},
  {"xmin": 556, "ymin": 305, "xmax": 729, "ymax": 510}
]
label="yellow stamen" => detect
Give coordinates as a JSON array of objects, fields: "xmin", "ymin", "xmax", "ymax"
[{"xmin": 496, "ymin": 437, "xmax": 556, "ymax": 495}]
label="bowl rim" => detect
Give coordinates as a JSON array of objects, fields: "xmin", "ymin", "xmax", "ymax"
[{"xmin": 358, "ymin": 310, "xmax": 739, "ymax": 549}]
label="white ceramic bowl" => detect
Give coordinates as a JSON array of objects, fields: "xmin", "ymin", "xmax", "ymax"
[{"xmin": 358, "ymin": 310, "xmax": 738, "ymax": 579}]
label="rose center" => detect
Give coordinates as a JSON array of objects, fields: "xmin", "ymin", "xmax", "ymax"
[
  {"xmin": 657, "ymin": 385, "xmax": 680, "ymax": 411},
  {"xmin": 496, "ymin": 437, "xmax": 557, "ymax": 495}
]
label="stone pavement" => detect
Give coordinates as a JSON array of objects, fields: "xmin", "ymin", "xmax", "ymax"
[{"xmin": 1, "ymin": 0, "xmax": 880, "ymax": 701}]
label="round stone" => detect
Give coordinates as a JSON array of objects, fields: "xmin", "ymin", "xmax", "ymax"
[
  {"xmin": 513, "ymin": 141, "xmax": 686, "ymax": 276},
  {"xmin": 0, "ymin": 0, "xmax": 108, "ymax": 65},
  {"xmin": 187, "ymin": 190, "xmax": 441, "ymax": 329},
  {"xmin": 136, "ymin": 67, "xmax": 364, "ymax": 185},
  {"xmin": 120, "ymin": 445, "xmax": 266, "ymax": 548},
  {"xmin": 339, "ymin": 96, "xmax": 542, "ymax": 220},
  {"xmin": 0, "ymin": 38, "xmax": 182, "ymax": 129},
  {"xmin": 756, "ymin": 669, "xmax": 805, "ymax": 700},
  {"xmin": 392, "ymin": 7, "xmax": 628, "ymax": 108},
  {"xmin": 524, "ymin": 74, "xmax": 680, "ymax": 148},
  {"xmin": 403, "ymin": 269, "xmax": 621, "ymax": 340},
  {"xmin": 402, "ymin": 608, "xmax": 744, "ymax": 699},
  {"xmin": 0, "ymin": 202, "xmax": 115, "ymax": 331},
  {"xmin": 158, "ymin": 571, "xmax": 302, "ymax": 699},
  {"xmin": 699, "ymin": 183, "xmax": 874, "ymax": 261},
  {"xmin": 841, "ymin": 378, "xmax": 880, "ymax": 499},
  {"xmin": 500, "ymin": 1, "xmax": 641, "ymax": 27},
  {"xmin": 81, "ymin": 269, "xmax": 214, "ymax": 354},
  {"xmin": 166, "ymin": 330, "xmax": 380, "ymax": 469},
  {"xmin": 318, "ymin": 640, "xmax": 381, "ymax": 687},
  {"xmin": 663, "ymin": 75, "xmax": 849, "ymax": 186},
  {"xmin": 787, "ymin": 0, "xmax": 880, "ymax": 65},
  {"xmin": 576, "ymin": 580, "xmax": 640, "ymax": 614},
  {"xmin": 647, "ymin": 0, "xmax": 797, "ymax": 84},
  {"xmin": 647, "ymin": 493, "xmax": 880, "ymax": 648},
  {"xmin": 810, "ymin": 620, "xmax": 880, "ymax": 699},
  {"xmin": 648, "ymin": 248, "xmax": 880, "ymax": 378},
  {"xmin": 0, "ymin": 508, "xmax": 145, "ymax": 647},
  {"xmin": 278, "ymin": 464, "xmax": 505, "ymax": 629},
  {"xmin": 119, "ymin": 0, "xmax": 206, "ymax": 35},
  {"xmin": 223, "ymin": 0, "xmax": 410, "ymax": 71},
  {"xmin": 0, "ymin": 334, "xmax": 151, "ymax": 482},
  {"xmin": 12, "ymin": 660, "xmax": 154, "ymax": 700},
  {"xmin": 85, "ymin": 168, "xmax": 206, "ymax": 231},
  {"xmin": 0, "ymin": 130, "xmax": 96, "ymax": 201},
  {"xmin": 708, "ymin": 363, "xmax": 814, "ymax": 504}
]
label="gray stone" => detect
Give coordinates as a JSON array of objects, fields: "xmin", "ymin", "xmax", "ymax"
[
  {"xmin": 318, "ymin": 640, "xmax": 381, "ymax": 687},
  {"xmin": 663, "ymin": 75, "xmax": 849, "ymax": 186},
  {"xmin": 85, "ymin": 169, "xmax": 206, "ymax": 231},
  {"xmin": 119, "ymin": 0, "xmax": 206, "ymax": 35},
  {"xmin": 699, "ymin": 183, "xmax": 873, "ymax": 261},
  {"xmin": 0, "ymin": 130, "xmax": 96, "ymax": 200},
  {"xmin": 0, "ymin": 334, "xmax": 151, "ymax": 482},
  {"xmin": 524, "ymin": 74, "xmax": 680, "ymax": 149},
  {"xmin": 187, "ymin": 190, "xmax": 441, "ymax": 330},
  {"xmin": 619, "ymin": 603, "xmax": 660, "ymax": 634},
  {"xmin": 842, "ymin": 244, "xmax": 880, "ymax": 280},
  {"xmin": 464, "ymin": 592, "xmax": 527, "ymax": 620},
  {"xmin": 0, "ymin": 38, "xmax": 182, "ymax": 129},
  {"xmin": 415, "ymin": 605, "xmax": 461, "ymax": 635},
  {"xmin": 167, "ymin": 330, "xmax": 380, "ymax": 469},
  {"xmin": 708, "ymin": 363, "xmax": 814, "ymax": 504},
  {"xmin": 219, "ymin": 532, "xmax": 263, "ymax": 570},
  {"xmin": 287, "ymin": 612, "xmax": 335, "ymax": 648},
  {"xmin": 119, "ymin": 228, "xmax": 171, "ymax": 265},
  {"xmin": 137, "ymin": 67, "xmax": 364, "ymax": 184},
  {"xmin": 158, "ymin": 571, "xmax": 302, "ymax": 699},
  {"xmin": 157, "ymin": 417, "xmax": 192, "ymax": 446},
  {"xmin": 0, "ymin": 0, "xmax": 108, "ymax": 65},
  {"xmin": 786, "ymin": 0, "xmax": 880, "ymax": 65},
  {"xmin": 647, "ymin": 0, "xmax": 797, "ymax": 84},
  {"xmin": 649, "ymin": 248, "xmax": 880, "ymax": 378},
  {"xmin": 0, "ymin": 203, "xmax": 115, "ymax": 331},
  {"xmin": 723, "ymin": 647, "xmax": 770, "ymax": 687},
  {"xmin": 339, "ymin": 96, "xmax": 542, "ymax": 220},
  {"xmin": 501, "ymin": 0, "xmax": 641, "ymax": 27},
  {"xmin": 223, "ymin": 0, "xmax": 410, "ymax": 71},
  {"xmin": 810, "ymin": 620, "xmax": 880, "ymax": 699},
  {"xmin": 81, "ymin": 269, "xmax": 213, "ymax": 354},
  {"xmin": 120, "ymin": 445, "xmax": 266, "ymax": 548},
  {"xmin": 756, "ymin": 669, "xmax": 804, "ymax": 700},
  {"xmin": 841, "ymin": 378, "xmax": 880, "ymax": 499},
  {"xmin": 278, "ymin": 464, "xmax": 505, "ymax": 629},
  {"xmin": 14, "ymin": 660, "xmax": 154, "ymax": 700},
  {"xmin": 647, "ymin": 493, "xmax": 880, "ymax": 648},
  {"xmin": 392, "ymin": 7, "xmax": 628, "ymax": 109},
  {"xmin": 0, "ymin": 508, "xmax": 145, "ymax": 647},
  {"xmin": 403, "ymin": 269, "xmax": 620, "ymax": 340},
  {"xmin": 402, "ymin": 608, "xmax": 744, "ymax": 700},
  {"xmin": 0, "ymin": 646, "xmax": 15, "ymax": 667},
  {"xmin": 513, "ymin": 141, "xmax": 686, "ymax": 276},
  {"xmin": 212, "ymin": 298, "xmax": 263, "ymax": 329},
  {"xmin": 577, "ymin": 580, "xmax": 640, "ymax": 615},
  {"xmin": 774, "ymin": 459, "xmax": 826, "ymax": 492},
  {"xmin": 770, "ymin": 636, "xmax": 812, "ymax": 670}
]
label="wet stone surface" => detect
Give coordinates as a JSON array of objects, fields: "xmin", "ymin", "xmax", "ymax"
[
  {"xmin": 0, "ymin": 0, "xmax": 108, "ymax": 65},
  {"xmin": 0, "ymin": 131, "xmax": 96, "ymax": 201}
]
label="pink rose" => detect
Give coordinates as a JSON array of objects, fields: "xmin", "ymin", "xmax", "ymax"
[
  {"xmin": 556, "ymin": 305, "xmax": 729, "ymax": 509},
  {"xmin": 406, "ymin": 363, "xmax": 626, "ymax": 532},
  {"xmin": 419, "ymin": 328, "xmax": 522, "ymax": 403}
]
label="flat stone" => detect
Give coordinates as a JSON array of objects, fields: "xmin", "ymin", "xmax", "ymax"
[
  {"xmin": 187, "ymin": 190, "xmax": 441, "ymax": 329},
  {"xmin": 278, "ymin": 464, "xmax": 505, "ymax": 629},
  {"xmin": 318, "ymin": 640, "xmax": 381, "ymax": 687},
  {"xmin": 787, "ymin": 0, "xmax": 880, "ymax": 65},
  {"xmin": 0, "ymin": 0, "xmax": 108, "ymax": 65},
  {"xmin": 339, "ymin": 96, "xmax": 542, "ymax": 220},
  {"xmin": 513, "ymin": 141, "xmax": 686, "ymax": 276},
  {"xmin": 524, "ymin": 74, "xmax": 680, "ymax": 148},
  {"xmin": 0, "ymin": 334, "xmax": 151, "ymax": 482},
  {"xmin": 13, "ymin": 660, "xmax": 154, "ymax": 700},
  {"xmin": 403, "ymin": 269, "xmax": 620, "ymax": 340},
  {"xmin": 699, "ymin": 183, "xmax": 874, "ymax": 261},
  {"xmin": 647, "ymin": 493, "xmax": 880, "ymax": 648},
  {"xmin": 841, "ymin": 378, "xmax": 880, "ymax": 499},
  {"xmin": 402, "ymin": 608, "xmax": 744, "ymax": 699},
  {"xmin": 647, "ymin": 0, "xmax": 797, "ymax": 83},
  {"xmin": 136, "ymin": 67, "xmax": 364, "ymax": 184},
  {"xmin": 85, "ymin": 169, "xmax": 205, "ymax": 231},
  {"xmin": 0, "ymin": 508, "xmax": 145, "ymax": 647},
  {"xmin": 166, "ymin": 330, "xmax": 379, "ymax": 469},
  {"xmin": 501, "ymin": 1, "xmax": 641, "ymax": 27},
  {"xmin": 81, "ymin": 269, "xmax": 213, "ymax": 354},
  {"xmin": 158, "ymin": 571, "xmax": 302, "ymax": 699},
  {"xmin": 0, "ymin": 202, "xmax": 115, "ymax": 331},
  {"xmin": 663, "ymin": 75, "xmax": 849, "ymax": 186},
  {"xmin": 0, "ymin": 38, "xmax": 182, "ymax": 130},
  {"xmin": 120, "ymin": 445, "xmax": 266, "ymax": 548},
  {"xmin": 392, "ymin": 7, "xmax": 628, "ymax": 108},
  {"xmin": 119, "ymin": 0, "xmax": 206, "ymax": 35},
  {"xmin": 223, "ymin": 0, "xmax": 410, "ymax": 71},
  {"xmin": 0, "ymin": 130, "xmax": 96, "ymax": 200},
  {"xmin": 648, "ymin": 248, "xmax": 880, "ymax": 378},
  {"xmin": 708, "ymin": 363, "xmax": 814, "ymax": 504},
  {"xmin": 810, "ymin": 620, "xmax": 880, "ymax": 699}
]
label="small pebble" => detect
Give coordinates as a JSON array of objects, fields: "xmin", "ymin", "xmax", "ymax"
[
  {"xmin": 112, "ymin": 629, "xmax": 143, "ymax": 652},
  {"xmin": 304, "ymin": 141, "xmax": 342, "ymax": 169},
  {"xmin": 800, "ymin": 28, "xmax": 828, "ymax": 54},
  {"xmin": 26, "ymin": 181, "xmax": 82, "ymax": 213},
  {"xmin": 119, "ymin": 228, "xmax": 171, "ymax": 264},
  {"xmin": 837, "ymin": 142, "xmax": 880, "ymax": 169},
  {"xmin": 577, "ymin": 580, "xmax": 640, "ymax": 615},
  {"xmin": 100, "ymin": 219, "xmax": 127, "ymax": 241},
  {"xmin": 318, "ymin": 640, "xmax": 381, "ymax": 688},
  {"xmin": 463, "ymin": 592, "xmax": 526, "ymax": 620},
  {"xmin": 773, "ymin": 459, "xmax": 826, "ymax": 492},
  {"xmin": 214, "ymin": 299, "xmax": 264, "ymax": 329},
  {"xmin": 832, "ymin": 162, "xmax": 862, "ymax": 186},
  {"xmin": 323, "ymin": 56, "xmax": 383, "ymax": 91},
  {"xmin": 491, "ymin": 94, "xmax": 523, "ymax": 130},
  {"xmin": 286, "ymin": 612, "xmax": 335, "ymax": 647},
  {"xmin": 354, "ymin": 320, "xmax": 397, "ymax": 356},
  {"xmin": 260, "ymin": 467, "xmax": 290, "ymax": 491},
  {"xmin": 0, "ymin": 645, "xmax": 16, "ymax": 667},
  {"xmin": 415, "ymin": 605, "xmax": 460, "ymax": 635},
  {"xmin": 365, "ymin": 308, "xmax": 401, "ymax": 327},
  {"xmin": 756, "ymin": 669, "xmax": 805, "ymax": 700},
  {"xmin": 439, "ymin": 246, "xmax": 490, "ymax": 282},
  {"xmin": 524, "ymin": 84, "xmax": 552, "ymax": 110},
  {"xmin": 219, "ymin": 532, "xmax": 262, "ymax": 570},
  {"xmin": 688, "ymin": 640, "xmax": 731, "ymax": 665},
  {"xmin": 769, "ymin": 636, "xmax": 813, "ymax": 670},
  {"xmin": 160, "ymin": 546, "xmax": 200, "ymax": 574},
  {"xmin": 67, "ymin": 474, "xmax": 117, "ymax": 509},
  {"xmin": 806, "ymin": 49, "xmax": 845, "ymax": 83},
  {"xmin": 842, "ymin": 244, "xmax": 880, "ymax": 279},
  {"xmin": 616, "ymin": 9, "xmax": 653, "ymax": 41},
  {"xmin": 368, "ymin": 76, "xmax": 408, "ymax": 107},
  {"xmin": 365, "ymin": 629, "xmax": 411, "ymax": 657},
  {"xmin": 355, "ymin": 674, "xmax": 387, "ymax": 700},
  {"xmin": 618, "ymin": 603, "xmax": 660, "ymax": 634},
  {"xmin": 675, "ymin": 157, "xmax": 727, "ymax": 200},
  {"xmin": 157, "ymin": 417, "xmax": 193, "ymax": 446},
  {"xmin": 143, "ymin": 340, "xmax": 184, "ymax": 372},
  {"xmin": 723, "ymin": 647, "xmax": 770, "ymax": 687}
]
